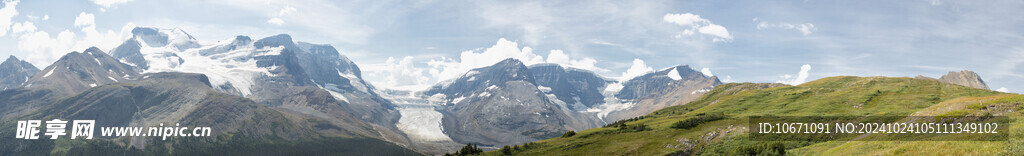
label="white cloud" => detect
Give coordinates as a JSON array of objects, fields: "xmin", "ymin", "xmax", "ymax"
[
  {"xmin": 754, "ymin": 18, "xmax": 817, "ymax": 35},
  {"xmin": 368, "ymin": 56, "xmax": 433, "ymax": 91},
  {"xmin": 664, "ymin": 13, "xmax": 732, "ymax": 42},
  {"xmin": 278, "ymin": 6, "xmax": 297, "ymax": 16},
  {"xmin": 546, "ymin": 50, "xmax": 603, "ymax": 72},
  {"xmin": 365, "ymin": 38, "xmax": 606, "ymax": 91},
  {"xmin": 721, "ymin": 75, "xmax": 732, "ymax": 83},
  {"xmin": 17, "ymin": 12, "xmax": 135, "ymax": 67},
  {"xmin": 619, "ymin": 58, "xmax": 653, "ymax": 81},
  {"xmin": 700, "ymin": 68, "xmax": 714, "ymax": 77},
  {"xmin": 90, "ymin": 0, "xmax": 132, "ymax": 8},
  {"xmin": 427, "ymin": 38, "xmax": 545, "ymax": 82},
  {"xmin": 266, "ymin": 18, "xmax": 285, "ymax": 26},
  {"xmin": 20, "ymin": 30, "xmax": 75, "ymax": 67},
  {"xmin": 10, "ymin": 21, "xmax": 33, "ymax": 34},
  {"xmin": 74, "ymin": 12, "xmax": 96, "ymax": 27},
  {"xmin": 0, "ymin": 0, "xmax": 20, "ymax": 37},
  {"xmin": 776, "ymin": 64, "xmax": 812, "ymax": 85},
  {"xmin": 996, "ymin": 87, "xmax": 1009, "ymax": 93}
]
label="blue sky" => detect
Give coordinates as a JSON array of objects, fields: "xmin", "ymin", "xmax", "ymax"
[{"xmin": 0, "ymin": 0, "xmax": 1020, "ymax": 93}]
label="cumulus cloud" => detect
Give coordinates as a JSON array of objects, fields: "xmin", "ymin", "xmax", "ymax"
[
  {"xmin": 364, "ymin": 38, "xmax": 605, "ymax": 91},
  {"xmin": 90, "ymin": 0, "xmax": 132, "ymax": 8},
  {"xmin": 700, "ymin": 68, "xmax": 714, "ymax": 77},
  {"xmin": 74, "ymin": 12, "xmax": 96, "ymax": 27},
  {"xmin": 427, "ymin": 38, "xmax": 545, "ymax": 82},
  {"xmin": 546, "ymin": 50, "xmax": 603, "ymax": 72},
  {"xmin": 367, "ymin": 56, "xmax": 433, "ymax": 91},
  {"xmin": 996, "ymin": 87, "xmax": 1009, "ymax": 93},
  {"xmin": 619, "ymin": 59, "xmax": 653, "ymax": 81},
  {"xmin": 267, "ymin": 18, "xmax": 285, "ymax": 25},
  {"xmin": 10, "ymin": 21, "xmax": 33, "ymax": 34},
  {"xmin": 664, "ymin": 13, "xmax": 732, "ymax": 42},
  {"xmin": 721, "ymin": 75, "xmax": 732, "ymax": 83},
  {"xmin": 18, "ymin": 12, "xmax": 135, "ymax": 67},
  {"xmin": 776, "ymin": 64, "xmax": 812, "ymax": 85},
  {"xmin": 0, "ymin": 0, "xmax": 20, "ymax": 37},
  {"xmin": 754, "ymin": 18, "xmax": 817, "ymax": 35}
]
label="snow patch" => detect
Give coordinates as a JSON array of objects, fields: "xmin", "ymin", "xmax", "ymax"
[
  {"xmin": 42, "ymin": 68, "xmax": 55, "ymax": 77},
  {"xmin": 691, "ymin": 87, "xmax": 712, "ymax": 94},
  {"xmin": 537, "ymin": 85, "xmax": 552, "ymax": 93},
  {"xmin": 451, "ymin": 96, "xmax": 466, "ymax": 104},
  {"xmin": 326, "ymin": 90, "xmax": 349, "ymax": 103},
  {"xmin": 88, "ymin": 83, "xmax": 97, "ymax": 87},
  {"xmin": 339, "ymin": 72, "xmax": 369, "ymax": 93},
  {"xmin": 667, "ymin": 67, "xmax": 682, "ymax": 80}
]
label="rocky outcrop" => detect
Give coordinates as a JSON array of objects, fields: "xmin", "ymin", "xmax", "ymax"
[{"xmin": 915, "ymin": 70, "xmax": 989, "ymax": 90}]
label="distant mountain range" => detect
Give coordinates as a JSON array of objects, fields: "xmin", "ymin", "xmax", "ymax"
[
  {"xmin": 0, "ymin": 27, "xmax": 999, "ymax": 155},
  {"xmin": 0, "ymin": 28, "xmax": 417, "ymax": 155},
  {"xmin": 420, "ymin": 58, "xmax": 722, "ymax": 147}
]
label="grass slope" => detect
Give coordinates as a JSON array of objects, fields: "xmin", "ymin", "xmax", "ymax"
[{"xmin": 480, "ymin": 76, "xmax": 1005, "ymax": 155}]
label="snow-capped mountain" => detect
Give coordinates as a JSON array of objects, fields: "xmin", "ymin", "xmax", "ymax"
[
  {"xmin": 0, "ymin": 56, "xmax": 39, "ymax": 90},
  {"xmin": 423, "ymin": 58, "xmax": 600, "ymax": 147},
  {"xmin": 412, "ymin": 58, "xmax": 723, "ymax": 147},
  {"xmin": 601, "ymin": 65, "xmax": 722, "ymax": 122},
  {"xmin": 104, "ymin": 27, "xmax": 410, "ymax": 148},
  {"xmin": 1, "ymin": 28, "xmax": 421, "ymax": 154},
  {"xmin": 528, "ymin": 63, "xmax": 614, "ymax": 111}
]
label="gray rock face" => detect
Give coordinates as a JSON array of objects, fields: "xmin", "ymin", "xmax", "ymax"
[
  {"xmin": 604, "ymin": 66, "xmax": 722, "ymax": 122},
  {"xmin": 0, "ymin": 48, "xmax": 415, "ymax": 154},
  {"xmin": 425, "ymin": 59, "xmax": 589, "ymax": 146},
  {"xmin": 24, "ymin": 47, "xmax": 140, "ymax": 96},
  {"xmin": 105, "ymin": 29, "xmax": 411, "ymax": 150},
  {"xmin": 528, "ymin": 64, "xmax": 613, "ymax": 110},
  {"xmin": 0, "ymin": 56, "xmax": 39, "ymax": 90},
  {"xmin": 423, "ymin": 59, "xmax": 722, "ymax": 147},
  {"xmin": 0, "ymin": 72, "xmax": 415, "ymax": 154},
  {"xmin": 914, "ymin": 70, "xmax": 990, "ymax": 90},
  {"xmin": 615, "ymin": 65, "xmax": 717, "ymax": 100},
  {"xmin": 939, "ymin": 70, "xmax": 990, "ymax": 90}
]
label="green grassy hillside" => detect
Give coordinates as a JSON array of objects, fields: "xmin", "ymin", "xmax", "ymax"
[{"xmin": 479, "ymin": 76, "xmax": 1007, "ymax": 156}]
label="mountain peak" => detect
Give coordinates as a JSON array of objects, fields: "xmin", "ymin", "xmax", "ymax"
[
  {"xmin": 938, "ymin": 70, "xmax": 989, "ymax": 90},
  {"xmin": 130, "ymin": 27, "xmax": 161, "ymax": 37},
  {"xmin": 233, "ymin": 35, "xmax": 252, "ymax": 43},
  {"xmin": 5, "ymin": 55, "xmax": 17, "ymax": 62},
  {"xmin": 495, "ymin": 58, "xmax": 525, "ymax": 68},
  {"xmin": 254, "ymin": 34, "xmax": 298, "ymax": 50},
  {"xmin": 83, "ymin": 47, "xmax": 103, "ymax": 54}
]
